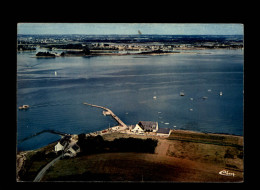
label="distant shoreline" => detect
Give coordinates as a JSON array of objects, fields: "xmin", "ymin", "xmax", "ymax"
[
  {"xmin": 30, "ymin": 50, "xmax": 214, "ymax": 58},
  {"xmin": 27, "ymin": 47, "xmax": 245, "ymax": 58}
]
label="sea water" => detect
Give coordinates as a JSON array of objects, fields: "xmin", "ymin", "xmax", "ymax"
[{"xmin": 17, "ymin": 49, "xmax": 244, "ymax": 151}]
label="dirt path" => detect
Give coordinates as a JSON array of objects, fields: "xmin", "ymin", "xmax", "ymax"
[{"xmin": 155, "ymin": 139, "xmax": 169, "ymax": 156}]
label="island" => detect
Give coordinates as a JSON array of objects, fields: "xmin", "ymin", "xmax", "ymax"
[{"xmin": 36, "ymin": 51, "xmax": 56, "ymax": 57}]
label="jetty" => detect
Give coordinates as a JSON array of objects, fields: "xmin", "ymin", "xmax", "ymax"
[
  {"xmin": 18, "ymin": 130, "xmax": 70, "ymax": 143},
  {"xmin": 83, "ymin": 102, "xmax": 128, "ymax": 128}
]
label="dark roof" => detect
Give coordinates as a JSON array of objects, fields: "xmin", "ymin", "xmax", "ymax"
[
  {"xmin": 60, "ymin": 139, "xmax": 67, "ymax": 146},
  {"xmin": 138, "ymin": 121, "xmax": 158, "ymax": 131},
  {"xmin": 60, "ymin": 135, "xmax": 71, "ymax": 146},
  {"xmin": 157, "ymin": 128, "xmax": 171, "ymax": 134},
  {"xmin": 72, "ymin": 144, "xmax": 80, "ymax": 151}
]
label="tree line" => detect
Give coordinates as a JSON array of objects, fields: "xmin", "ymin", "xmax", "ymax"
[{"xmin": 76, "ymin": 134, "xmax": 158, "ymax": 156}]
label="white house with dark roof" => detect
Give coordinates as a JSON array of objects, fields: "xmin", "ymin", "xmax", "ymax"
[
  {"xmin": 64, "ymin": 144, "xmax": 80, "ymax": 157},
  {"xmin": 54, "ymin": 142, "xmax": 64, "ymax": 152},
  {"xmin": 131, "ymin": 121, "xmax": 158, "ymax": 134},
  {"xmin": 156, "ymin": 128, "xmax": 171, "ymax": 137},
  {"xmin": 54, "ymin": 135, "xmax": 71, "ymax": 152},
  {"xmin": 138, "ymin": 121, "xmax": 158, "ymax": 132},
  {"xmin": 131, "ymin": 124, "xmax": 145, "ymax": 134}
]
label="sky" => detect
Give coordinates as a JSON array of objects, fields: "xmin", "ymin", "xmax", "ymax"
[{"xmin": 17, "ymin": 23, "xmax": 243, "ymax": 35}]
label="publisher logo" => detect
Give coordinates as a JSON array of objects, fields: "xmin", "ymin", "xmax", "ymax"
[{"xmin": 219, "ymin": 170, "xmax": 235, "ymax": 177}]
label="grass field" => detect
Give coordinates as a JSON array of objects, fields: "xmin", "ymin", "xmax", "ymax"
[
  {"xmin": 17, "ymin": 130, "xmax": 244, "ymax": 182},
  {"xmin": 41, "ymin": 130, "xmax": 243, "ymax": 182},
  {"xmin": 167, "ymin": 130, "xmax": 243, "ymax": 148},
  {"xmin": 166, "ymin": 130, "xmax": 243, "ymax": 170}
]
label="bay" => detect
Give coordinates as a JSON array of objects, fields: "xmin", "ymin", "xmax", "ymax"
[{"xmin": 17, "ymin": 49, "xmax": 244, "ymax": 151}]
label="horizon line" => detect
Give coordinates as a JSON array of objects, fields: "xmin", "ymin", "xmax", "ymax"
[{"xmin": 17, "ymin": 34, "xmax": 243, "ymax": 36}]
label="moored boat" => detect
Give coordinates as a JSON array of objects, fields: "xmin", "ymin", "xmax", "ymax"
[{"xmin": 19, "ymin": 105, "xmax": 30, "ymax": 110}]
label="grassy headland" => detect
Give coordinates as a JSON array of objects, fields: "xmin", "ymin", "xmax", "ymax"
[{"xmin": 17, "ymin": 130, "xmax": 243, "ymax": 182}]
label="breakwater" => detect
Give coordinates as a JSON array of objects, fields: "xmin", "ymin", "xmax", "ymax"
[
  {"xmin": 18, "ymin": 130, "xmax": 69, "ymax": 143},
  {"xmin": 83, "ymin": 102, "xmax": 128, "ymax": 128}
]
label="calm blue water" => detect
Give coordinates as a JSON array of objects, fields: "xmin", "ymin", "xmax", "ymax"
[{"xmin": 17, "ymin": 49, "xmax": 244, "ymax": 151}]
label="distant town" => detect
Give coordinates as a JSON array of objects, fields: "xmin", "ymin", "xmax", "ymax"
[{"xmin": 17, "ymin": 34, "xmax": 243, "ymax": 57}]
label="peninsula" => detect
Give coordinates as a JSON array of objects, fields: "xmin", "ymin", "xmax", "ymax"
[
  {"xmin": 17, "ymin": 102, "xmax": 243, "ymax": 182},
  {"xmin": 17, "ymin": 129, "xmax": 243, "ymax": 182}
]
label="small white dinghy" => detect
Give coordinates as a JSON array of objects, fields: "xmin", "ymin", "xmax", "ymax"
[{"xmin": 19, "ymin": 105, "xmax": 30, "ymax": 110}]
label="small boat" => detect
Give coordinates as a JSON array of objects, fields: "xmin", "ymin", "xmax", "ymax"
[
  {"xmin": 208, "ymin": 89, "xmax": 212, "ymax": 92},
  {"xmin": 164, "ymin": 123, "xmax": 169, "ymax": 125},
  {"xmin": 189, "ymin": 108, "xmax": 193, "ymax": 111},
  {"xmin": 190, "ymin": 98, "xmax": 193, "ymax": 101},
  {"xmin": 54, "ymin": 71, "xmax": 57, "ymax": 76},
  {"xmin": 180, "ymin": 92, "xmax": 185, "ymax": 96},
  {"xmin": 153, "ymin": 96, "xmax": 157, "ymax": 99},
  {"xmin": 220, "ymin": 92, "xmax": 223, "ymax": 96},
  {"xmin": 19, "ymin": 105, "xmax": 30, "ymax": 110},
  {"xmin": 202, "ymin": 96, "xmax": 208, "ymax": 100}
]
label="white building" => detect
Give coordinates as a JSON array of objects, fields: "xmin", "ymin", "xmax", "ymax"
[
  {"xmin": 156, "ymin": 128, "xmax": 171, "ymax": 137},
  {"xmin": 131, "ymin": 124, "xmax": 145, "ymax": 134},
  {"xmin": 64, "ymin": 144, "xmax": 80, "ymax": 157},
  {"xmin": 54, "ymin": 135, "xmax": 71, "ymax": 152},
  {"xmin": 54, "ymin": 142, "xmax": 64, "ymax": 152},
  {"xmin": 131, "ymin": 121, "xmax": 158, "ymax": 134}
]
